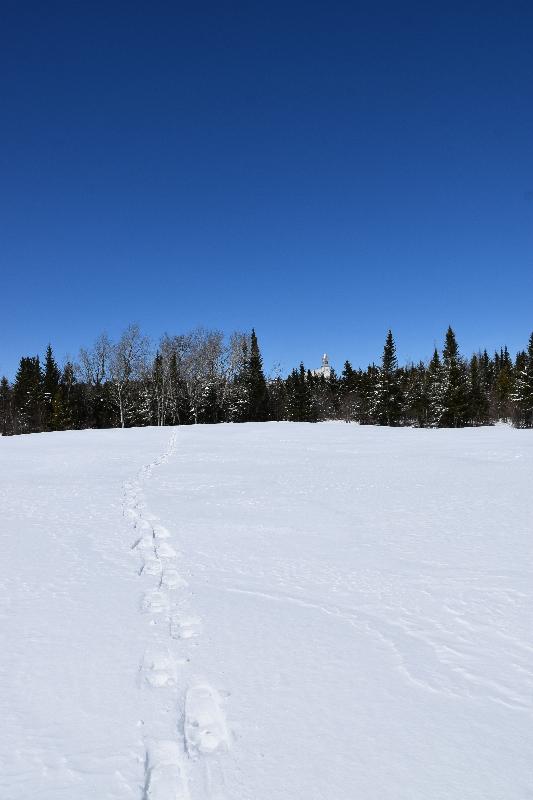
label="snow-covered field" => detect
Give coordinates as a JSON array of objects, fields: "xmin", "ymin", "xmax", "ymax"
[{"xmin": 1, "ymin": 422, "xmax": 532, "ymax": 800}]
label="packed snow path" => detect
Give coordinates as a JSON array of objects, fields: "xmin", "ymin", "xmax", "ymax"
[{"xmin": 1, "ymin": 423, "xmax": 532, "ymax": 799}]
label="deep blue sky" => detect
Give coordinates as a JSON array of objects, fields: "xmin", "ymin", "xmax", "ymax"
[{"xmin": 1, "ymin": 1, "xmax": 532, "ymax": 378}]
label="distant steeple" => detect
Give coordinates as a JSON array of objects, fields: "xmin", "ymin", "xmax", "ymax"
[{"xmin": 312, "ymin": 353, "xmax": 332, "ymax": 379}]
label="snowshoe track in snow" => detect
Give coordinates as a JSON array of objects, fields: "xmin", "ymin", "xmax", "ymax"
[
  {"xmin": 123, "ymin": 429, "xmax": 229, "ymax": 799},
  {"xmin": 185, "ymin": 683, "xmax": 231, "ymax": 758},
  {"xmin": 171, "ymin": 614, "xmax": 203, "ymax": 641},
  {"xmin": 143, "ymin": 740, "xmax": 190, "ymax": 800},
  {"xmin": 141, "ymin": 651, "xmax": 178, "ymax": 689}
]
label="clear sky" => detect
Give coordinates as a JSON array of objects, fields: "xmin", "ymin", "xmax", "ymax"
[{"xmin": 1, "ymin": 1, "xmax": 532, "ymax": 378}]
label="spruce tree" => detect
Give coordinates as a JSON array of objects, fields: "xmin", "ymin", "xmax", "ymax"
[
  {"xmin": 479, "ymin": 350, "xmax": 493, "ymax": 400},
  {"xmin": 307, "ymin": 369, "xmax": 320, "ymax": 422},
  {"xmin": 60, "ymin": 362, "xmax": 77, "ymax": 429},
  {"xmin": 440, "ymin": 327, "xmax": 469, "ymax": 427},
  {"xmin": 227, "ymin": 338, "xmax": 250, "ymax": 422},
  {"xmin": 357, "ymin": 364, "xmax": 379, "ymax": 424},
  {"xmin": 403, "ymin": 362, "xmax": 430, "ymax": 427},
  {"xmin": 43, "ymin": 344, "xmax": 61, "ymax": 398},
  {"xmin": 43, "ymin": 344, "xmax": 61, "ymax": 430},
  {"xmin": 245, "ymin": 329, "xmax": 269, "ymax": 422},
  {"xmin": 324, "ymin": 367, "xmax": 340, "ymax": 419},
  {"xmin": 13, "ymin": 356, "xmax": 43, "ymax": 433},
  {"xmin": 51, "ymin": 391, "xmax": 68, "ymax": 430},
  {"xmin": 491, "ymin": 347, "xmax": 513, "ymax": 421},
  {"xmin": 267, "ymin": 376, "xmax": 287, "ymax": 421},
  {"xmin": 373, "ymin": 330, "xmax": 403, "ymax": 426},
  {"xmin": 426, "ymin": 348, "xmax": 444, "ymax": 426},
  {"xmin": 1, "ymin": 377, "xmax": 13, "ymax": 435},
  {"xmin": 150, "ymin": 352, "xmax": 165, "ymax": 426},
  {"xmin": 468, "ymin": 354, "xmax": 490, "ymax": 426},
  {"xmin": 198, "ymin": 379, "xmax": 221, "ymax": 424},
  {"xmin": 284, "ymin": 368, "xmax": 298, "ymax": 421},
  {"xmin": 512, "ymin": 332, "xmax": 533, "ymax": 427},
  {"xmin": 339, "ymin": 361, "xmax": 358, "ymax": 421},
  {"xmin": 285, "ymin": 363, "xmax": 312, "ymax": 421},
  {"xmin": 306, "ymin": 369, "xmax": 336, "ymax": 422}
]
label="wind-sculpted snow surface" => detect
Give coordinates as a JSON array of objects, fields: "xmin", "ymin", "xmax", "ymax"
[{"xmin": 1, "ymin": 423, "xmax": 532, "ymax": 799}]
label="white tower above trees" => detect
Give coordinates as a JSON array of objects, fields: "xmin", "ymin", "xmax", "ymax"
[{"xmin": 313, "ymin": 353, "xmax": 332, "ymax": 379}]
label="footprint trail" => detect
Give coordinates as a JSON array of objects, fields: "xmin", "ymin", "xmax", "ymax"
[{"xmin": 122, "ymin": 429, "xmax": 230, "ymax": 799}]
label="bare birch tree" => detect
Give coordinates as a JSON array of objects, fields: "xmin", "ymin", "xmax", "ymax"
[{"xmin": 109, "ymin": 324, "xmax": 150, "ymax": 428}]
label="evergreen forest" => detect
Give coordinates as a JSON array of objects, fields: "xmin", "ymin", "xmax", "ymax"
[{"xmin": 2, "ymin": 325, "xmax": 533, "ymax": 435}]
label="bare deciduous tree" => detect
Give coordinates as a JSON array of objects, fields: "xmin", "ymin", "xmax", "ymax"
[
  {"xmin": 78, "ymin": 333, "xmax": 112, "ymax": 386},
  {"xmin": 109, "ymin": 324, "xmax": 150, "ymax": 428}
]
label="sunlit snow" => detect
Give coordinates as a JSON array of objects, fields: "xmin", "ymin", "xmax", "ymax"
[{"xmin": 1, "ymin": 423, "xmax": 531, "ymax": 799}]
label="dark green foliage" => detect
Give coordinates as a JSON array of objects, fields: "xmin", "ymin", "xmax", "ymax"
[
  {"xmin": 1, "ymin": 376, "xmax": 13, "ymax": 435},
  {"xmin": 267, "ymin": 376, "xmax": 287, "ymax": 421},
  {"xmin": 227, "ymin": 330, "xmax": 270, "ymax": 422},
  {"xmin": 315, "ymin": 369, "xmax": 339, "ymax": 420},
  {"xmin": 339, "ymin": 360, "xmax": 357, "ymax": 418},
  {"xmin": 426, "ymin": 348, "xmax": 444, "ymax": 426},
  {"xmin": 5, "ymin": 325, "xmax": 533, "ymax": 433},
  {"xmin": 246, "ymin": 329, "xmax": 269, "ymax": 422},
  {"xmin": 227, "ymin": 338, "xmax": 250, "ymax": 423},
  {"xmin": 357, "ymin": 364, "xmax": 379, "ymax": 424},
  {"xmin": 43, "ymin": 345, "xmax": 60, "ymax": 397},
  {"xmin": 43, "ymin": 344, "xmax": 62, "ymax": 430},
  {"xmin": 403, "ymin": 362, "xmax": 430, "ymax": 427},
  {"xmin": 60, "ymin": 362, "xmax": 77, "ymax": 427},
  {"xmin": 167, "ymin": 351, "xmax": 189, "ymax": 425},
  {"xmin": 492, "ymin": 347, "xmax": 514, "ymax": 421},
  {"xmin": 373, "ymin": 331, "xmax": 404, "ymax": 426},
  {"xmin": 439, "ymin": 327, "xmax": 470, "ymax": 427},
  {"xmin": 286, "ymin": 364, "xmax": 313, "ymax": 422},
  {"xmin": 13, "ymin": 356, "xmax": 43, "ymax": 433},
  {"xmin": 468, "ymin": 354, "xmax": 490, "ymax": 425},
  {"xmin": 512, "ymin": 332, "xmax": 533, "ymax": 427},
  {"xmin": 197, "ymin": 380, "xmax": 223, "ymax": 424}
]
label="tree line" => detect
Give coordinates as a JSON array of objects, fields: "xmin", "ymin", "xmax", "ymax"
[{"xmin": 1, "ymin": 324, "xmax": 533, "ymax": 436}]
